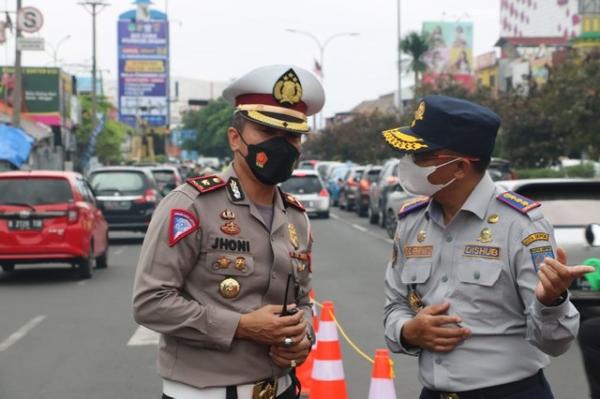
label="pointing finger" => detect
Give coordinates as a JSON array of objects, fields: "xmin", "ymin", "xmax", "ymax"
[{"xmin": 568, "ymin": 265, "xmax": 596, "ymax": 278}]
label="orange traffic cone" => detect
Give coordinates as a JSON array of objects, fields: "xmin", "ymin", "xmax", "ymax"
[
  {"xmin": 297, "ymin": 290, "xmax": 319, "ymax": 396},
  {"xmin": 309, "ymin": 301, "xmax": 348, "ymax": 399},
  {"xmin": 368, "ymin": 349, "xmax": 397, "ymax": 399}
]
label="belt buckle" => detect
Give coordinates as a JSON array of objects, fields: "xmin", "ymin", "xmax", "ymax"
[
  {"xmin": 252, "ymin": 378, "xmax": 278, "ymax": 399},
  {"xmin": 440, "ymin": 394, "xmax": 460, "ymax": 399}
]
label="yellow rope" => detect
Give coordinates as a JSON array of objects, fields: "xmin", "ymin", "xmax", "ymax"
[{"xmin": 313, "ymin": 298, "xmax": 375, "ymax": 364}]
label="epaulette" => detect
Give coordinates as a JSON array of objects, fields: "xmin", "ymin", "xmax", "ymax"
[
  {"xmin": 281, "ymin": 192, "xmax": 305, "ymax": 212},
  {"xmin": 186, "ymin": 175, "xmax": 226, "ymax": 194},
  {"xmin": 496, "ymin": 191, "xmax": 541, "ymax": 214},
  {"xmin": 398, "ymin": 196, "xmax": 430, "ymax": 219}
]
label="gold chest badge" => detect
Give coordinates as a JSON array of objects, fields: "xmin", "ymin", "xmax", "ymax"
[
  {"xmin": 478, "ymin": 227, "xmax": 493, "ymax": 243},
  {"xmin": 288, "ymin": 223, "xmax": 299, "ymax": 249},
  {"xmin": 417, "ymin": 230, "xmax": 427, "ymax": 243},
  {"xmin": 408, "ymin": 290, "xmax": 424, "ymax": 313},
  {"xmin": 219, "ymin": 278, "xmax": 241, "ymax": 299}
]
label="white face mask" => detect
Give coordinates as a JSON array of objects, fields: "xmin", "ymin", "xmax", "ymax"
[{"xmin": 397, "ymin": 155, "xmax": 460, "ymax": 197}]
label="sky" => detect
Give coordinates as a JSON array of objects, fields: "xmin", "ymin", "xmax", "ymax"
[{"xmin": 0, "ymin": 0, "xmax": 500, "ymax": 120}]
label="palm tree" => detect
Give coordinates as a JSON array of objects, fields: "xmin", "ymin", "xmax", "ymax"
[{"xmin": 399, "ymin": 31, "xmax": 430, "ymax": 87}]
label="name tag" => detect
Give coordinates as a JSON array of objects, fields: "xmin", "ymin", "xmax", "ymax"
[
  {"xmin": 210, "ymin": 236, "xmax": 251, "ymax": 253},
  {"xmin": 404, "ymin": 245, "xmax": 433, "ymax": 258},
  {"xmin": 464, "ymin": 245, "xmax": 500, "ymax": 259}
]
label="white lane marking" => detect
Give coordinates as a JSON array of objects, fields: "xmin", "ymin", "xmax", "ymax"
[
  {"xmin": 0, "ymin": 315, "xmax": 46, "ymax": 351},
  {"xmin": 77, "ymin": 280, "xmax": 88, "ymax": 287},
  {"xmin": 127, "ymin": 325, "xmax": 160, "ymax": 346},
  {"xmin": 352, "ymin": 224, "xmax": 367, "ymax": 232},
  {"xmin": 330, "ymin": 213, "xmax": 339, "ymax": 220},
  {"xmin": 114, "ymin": 248, "xmax": 124, "ymax": 255}
]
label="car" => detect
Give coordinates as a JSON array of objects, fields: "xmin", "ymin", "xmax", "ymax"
[
  {"xmin": 297, "ymin": 159, "xmax": 318, "ymax": 170},
  {"xmin": 149, "ymin": 165, "xmax": 183, "ymax": 195},
  {"xmin": 488, "ymin": 158, "xmax": 517, "ymax": 181},
  {"xmin": 338, "ymin": 166, "xmax": 365, "ymax": 211},
  {"xmin": 88, "ymin": 166, "xmax": 162, "ymax": 232},
  {"xmin": 280, "ymin": 170, "xmax": 330, "ymax": 218},
  {"xmin": 496, "ymin": 178, "xmax": 600, "ymax": 314},
  {"xmin": 326, "ymin": 163, "xmax": 354, "ymax": 206},
  {"xmin": 355, "ymin": 165, "xmax": 382, "ymax": 217},
  {"xmin": 0, "ymin": 171, "xmax": 109, "ymax": 279},
  {"xmin": 368, "ymin": 158, "xmax": 400, "ymax": 227},
  {"xmin": 314, "ymin": 161, "xmax": 341, "ymax": 183},
  {"xmin": 382, "ymin": 186, "xmax": 413, "ymax": 238}
]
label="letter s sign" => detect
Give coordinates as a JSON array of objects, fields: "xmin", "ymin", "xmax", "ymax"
[{"xmin": 17, "ymin": 7, "xmax": 43, "ymax": 33}]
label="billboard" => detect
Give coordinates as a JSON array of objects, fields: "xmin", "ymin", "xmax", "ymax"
[
  {"xmin": 0, "ymin": 66, "xmax": 72, "ymax": 126},
  {"xmin": 117, "ymin": 14, "xmax": 169, "ymax": 128},
  {"xmin": 422, "ymin": 21, "xmax": 474, "ymax": 76},
  {"xmin": 500, "ymin": 0, "xmax": 581, "ymax": 38}
]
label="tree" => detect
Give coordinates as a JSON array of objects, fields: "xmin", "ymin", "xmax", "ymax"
[
  {"xmin": 399, "ymin": 32, "xmax": 430, "ymax": 87},
  {"xmin": 182, "ymin": 98, "xmax": 234, "ymax": 159}
]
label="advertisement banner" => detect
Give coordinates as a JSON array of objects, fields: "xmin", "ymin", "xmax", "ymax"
[
  {"xmin": 0, "ymin": 66, "xmax": 62, "ymax": 126},
  {"xmin": 422, "ymin": 21, "xmax": 474, "ymax": 77},
  {"xmin": 118, "ymin": 18, "xmax": 169, "ymax": 128}
]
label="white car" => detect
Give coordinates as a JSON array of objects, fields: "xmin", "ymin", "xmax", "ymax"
[{"xmin": 280, "ymin": 170, "xmax": 330, "ymax": 218}]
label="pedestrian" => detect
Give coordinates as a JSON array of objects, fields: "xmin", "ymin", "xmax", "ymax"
[
  {"xmin": 579, "ymin": 317, "xmax": 600, "ymax": 398},
  {"xmin": 382, "ymin": 95, "xmax": 594, "ymax": 399},
  {"xmin": 132, "ymin": 65, "xmax": 324, "ymax": 399}
]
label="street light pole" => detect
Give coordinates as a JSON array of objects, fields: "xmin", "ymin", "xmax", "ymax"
[
  {"xmin": 46, "ymin": 34, "xmax": 72, "ymax": 66},
  {"xmin": 397, "ymin": 0, "xmax": 404, "ymax": 115},
  {"xmin": 11, "ymin": 0, "xmax": 22, "ymax": 128},
  {"xmin": 285, "ymin": 29, "xmax": 359, "ymax": 130},
  {"xmin": 79, "ymin": 0, "xmax": 108, "ymax": 132}
]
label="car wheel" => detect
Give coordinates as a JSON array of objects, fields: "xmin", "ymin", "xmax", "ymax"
[
  {"xmin": 78, "ymin": 247, "xmax": 95, "ymax": 279},
  {"xmin": 1, "ymin": 263, "xmax": 15, "ymax": 272},
  {"xmin": 378, "ymin": 209, "xmax": 386, "ymax": 228},
  {"xmin": 368, "ymin": 206, "xmax": 379, "ymax": 224},
  {"xmin": 386, "ymin": 209, "xmax": 397, "ymax": 239},
  {"xmin": 318, "ymin": 211, "xmax": 330, "ymax": 219}
]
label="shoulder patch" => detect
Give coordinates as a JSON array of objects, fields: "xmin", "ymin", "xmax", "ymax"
[
  {"xmin": 496, "ymin": 191, "xmax": 541, "ymax": 214},
  {"xmin": 398, "ymin": 196, "xmax": 430, "ymax": 219},
  {"xmin": 186, "ymin": 175, "xmax": 226, "ymax": 194},
  {"xmin": 169, "ymin": 209, "xmax": 199, "ymax": 246},
  {"xmin": 282, "ymin": 192, "xmax": 305, "ymax": 212}
]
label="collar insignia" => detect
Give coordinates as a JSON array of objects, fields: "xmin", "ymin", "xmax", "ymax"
[{"xmin": 227, "ymin": 177, "xmax": 245, "ymax": 202}]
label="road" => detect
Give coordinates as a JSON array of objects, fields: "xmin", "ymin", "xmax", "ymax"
[{"xmin": 0, "ymin": 209, "xmax": 591, "ymax": 399}]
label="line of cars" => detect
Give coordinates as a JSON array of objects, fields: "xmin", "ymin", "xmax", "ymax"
[{"xmin": 0, "ymin": 164, "xmax": 183, "ymax": 278}]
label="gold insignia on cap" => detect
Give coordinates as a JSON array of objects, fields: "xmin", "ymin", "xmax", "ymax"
[
  {"xmin": 417, "ymin": 230, "xmax": 427, "ymax": 243},
  {"xmin": 411, "ymin": 101, "xmax": 426, "ymax": 127},
  {"xmin": 478, "ymin": 228, "xmax": 493, "ymax": 243},
  {"xmin": 273, "ymin": 68, "xmax": 303, "ymax": 106},
  {"xmin": 234, "ymin": 256, "xmax": 247, "ymax": 271},
  {"xmin": 288, "ymin": 223, "xmax": 299, "ymax": 249},
  {"xmin": 219, "ymin": 277, "xmax": 241, "ymax": 299},
  {"xmin": 487, "ymin": 214, "xmax": 499, "ymax": 224},
  {"xmin": 382, "ymin": 128, "xmax": 429, "ymax": 152},
  {"xmin": 220, "ymin": 209, "xmax": 235, "ymax": 220},
  {"xmin": 214, "ymin": 256, "xmax": 231, "ymax": 269}
]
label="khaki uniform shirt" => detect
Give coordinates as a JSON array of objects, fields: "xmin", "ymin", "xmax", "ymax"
[
  {"xmin": 133, "ymin": 166, "xmax": 313, "ymax": 389},
  {"xmin": 384, "ymin": 174, "xmax": 580, "ymax": 391}
]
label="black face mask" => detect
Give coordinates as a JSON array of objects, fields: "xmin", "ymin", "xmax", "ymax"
[{"xmin": 238, "ymin": 133, "xmax": 300, "ymax": 186}]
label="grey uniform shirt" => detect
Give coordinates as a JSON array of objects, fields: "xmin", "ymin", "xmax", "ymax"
[{"xmin": 384, "ymin": 174, "xmax": 580, "ymax": 392}]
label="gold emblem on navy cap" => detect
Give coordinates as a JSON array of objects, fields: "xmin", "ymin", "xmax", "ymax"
[
  {"xmin": 273, "ymin": 68, "xmax": 303, "ymax": 106},
  {"xmin": 382, "ymin": 128, "xmax": 429, "ymax": 152},
  {"xmin": 411, "ymin": 101, "xmax": 426, "ymax": 127}
]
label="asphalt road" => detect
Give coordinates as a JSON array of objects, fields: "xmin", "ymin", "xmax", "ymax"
[{"xmin": 0, "ymin": 209, "xmax": 592, "ymax": 399}]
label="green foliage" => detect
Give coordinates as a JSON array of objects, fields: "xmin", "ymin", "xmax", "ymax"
[
  {"xmin": 182, "ymin": 98, "xmax": 235, "ymax": 158},
  {"xmin": 400, "ymin": 31, "xmax": 430, "ymax": 86},
  {"xmin": 516, "ymin": 163, "xmax": 595, "ymax": 179}
]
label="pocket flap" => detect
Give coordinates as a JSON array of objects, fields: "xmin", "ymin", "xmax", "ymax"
[
  {"xmin": 400, "ymin": 260, "xmax": 432, "ymax": 284},
  {"xmin": 457, "ymin": 260, "xmax": 502, "ymax": 287}
]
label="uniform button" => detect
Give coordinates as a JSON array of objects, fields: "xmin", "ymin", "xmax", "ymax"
[
  {"xmin": 411, "ymin": 275, "xmax": 417, "ymax": 282},
  {"xmin": 435, "ymin": 358, "xmax": 442, "ymax": 365},
  {"xmin": 445, "ymin": 235, "xmax": 453, "ymax": 242},
  {"xmin": 474, "ymin": 271, "xmax": 481, "ymax": 280},
  {"xmin": 441, "ymin": 275, "xmax": 448, "ymax": 283}
]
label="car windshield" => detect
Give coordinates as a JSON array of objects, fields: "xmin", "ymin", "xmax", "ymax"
[
  {"xmin": 0, "ymin": 178, "xmax": 72, "ymax": 206},
  {"xmin": 367, "ymin": 169, "xmax": 381, "ymax": 182},
  {"xmin": 514, "ymin": 182, "xmax": 600, "ymax": 226},
  {"xmin": 89, "ymin": 171, "xmax": 147, "ymax": 195},
  {"xmin": 152, "ymin": 170, "xmax": 176, "ymax": 184},
  {"xmin": 281, "ymin": 175, "xmax": 322, "ymax": 194}
]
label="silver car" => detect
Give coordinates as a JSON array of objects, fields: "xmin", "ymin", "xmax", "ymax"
[{"xmin": 280, "ymin": 170, "xmax": 330, "ymax": 218}]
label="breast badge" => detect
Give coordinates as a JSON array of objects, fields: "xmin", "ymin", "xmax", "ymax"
[
  {"xmin": 408, "ymin": 290, "xmax": 424, "ymax": 313},
  {"xmin": 477, "ymin": 228, "xmax": 493, "ymax": 243},
  {"xmin": 487, "ymin": 214, "xmax": 499, "ymax": 224},
  {"xmin": 417, "ymin": 230, "xmax": 427, "ymax": 243},
  {"xmin": 288, "ymin": 224, "xmax": 299, "ymax": 249},
  {"xmin": 214, "ymin": 256, "xmax": 231, "ymax": 269},
  {"xmin": 219, "ymin": 278, "xmax": 241, "ymax": 299},
  {"xmin": 234, "ymin": 257, "xmax": 247, "ymax": 272}
]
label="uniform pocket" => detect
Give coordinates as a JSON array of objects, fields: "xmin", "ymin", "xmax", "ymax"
[
  {"xmin": 206, "ymin": 252, "xmax": 255, "ymax": 277},
  {"xmin": 457, "ymin": 259, "xmax": 502, "ymax": 287},
  {"xmin": 400, "ymin": 259, "xmax": 432, "ymax": 284}
]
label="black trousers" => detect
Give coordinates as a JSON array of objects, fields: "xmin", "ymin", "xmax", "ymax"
[
  {"xmin": 419, "ymin": 370, "xmax": 554, "ymax": 399},
  {"xmin": 162, "ymin": 382, "xmax": 296, "ymax": 399},
  {"xmin": 579, "ymin": 317, "xmax": 600, "ymax": 399}
]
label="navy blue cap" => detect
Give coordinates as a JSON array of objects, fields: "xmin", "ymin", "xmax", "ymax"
[{"xmin": 382, "ymin": 95, "xmax": 501, "ymax": 159}]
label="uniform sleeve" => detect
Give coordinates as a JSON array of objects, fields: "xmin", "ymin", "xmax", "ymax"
[
  {"xmin": 132, "ymin": 190, "xmax": 241, "ymax": 351},
  {"xmin": 510, "ymin": 213, "xmax": 580, "ymax": 357},
  {"xmin": 383, "ymin": 223, "xmax": 421, "ymax": 356}
]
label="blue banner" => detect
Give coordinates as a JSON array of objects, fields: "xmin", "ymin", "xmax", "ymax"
[{"xmin": 0, "ymin": 124, "xmax": 34, "ymax": 167}]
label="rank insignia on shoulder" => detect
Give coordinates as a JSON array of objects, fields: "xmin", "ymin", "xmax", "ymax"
[
  {"xmin": 227, "ymin": 177, "xmax": 245, "ymax": 201},
  {"xmin": 187, "ymin": 175, "xmax": 226, "ymax": 194},
  {"xmin": 282, "ymin": 192, "xmax": 305, "ymax": 212},
  {"xmin": 168, "ymin": 209, "xmax": 199, "ymax": 247},
  {"xmin": 398, "ymin": 197, "xmax": 430, "ymax": 219},
  {"xmin": 496, "ymin": 191, "xmax": 541, "ymax": 214}
]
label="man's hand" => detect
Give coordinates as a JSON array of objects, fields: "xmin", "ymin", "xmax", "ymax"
[
  {"xmin": 235, "ymin": 304, "xmax": 306, "ymax": 345},
  {"xmin": 535, "ymin": 248, "xmax": 595, "ymax": 306},
  {"xmin": 269, "ymin": 335, "xmax": 311, "ymax": 369},
  {"xmin": 401, "ymin": 302, "xmax": 471, "ymax": 353}
]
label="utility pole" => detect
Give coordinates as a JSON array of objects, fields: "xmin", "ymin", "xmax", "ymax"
[
  {"xmin": 11, "ymin": 0, "xmax": 22, "ymax": 127},
  {"xmin": 397, "ymin": 0, "xmax": 404, "ymax": 115},
  {"xmin": 79, "ymin": 0, "xmax": 108, "ymax": 132}
]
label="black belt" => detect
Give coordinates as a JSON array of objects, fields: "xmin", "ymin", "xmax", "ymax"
[
  {"xmin": 424, "ymin": 369, "xmax": 545, "ymax": 399},
  {"xmin": 225, "ymin": 370, "xmax": 301, "ymax": 399}
]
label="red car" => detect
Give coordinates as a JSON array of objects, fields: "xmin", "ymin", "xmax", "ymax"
[{"xmin": 0, "ymin": 171, "xmax": 109, "ymax": 279}]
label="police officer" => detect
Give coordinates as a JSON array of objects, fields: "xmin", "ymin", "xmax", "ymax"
[
  {"xmin": 133, "ymin": 65, "xmax": 324, "ymax": 399},
  {"xmin": 382, "ymin": 95, "xmax": 594, "ymax": 399}
]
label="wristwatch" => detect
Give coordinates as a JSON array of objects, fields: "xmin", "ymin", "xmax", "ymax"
[{"xmin": 550, "ymin": 291, "xmax": 568, "ymax": 306}]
